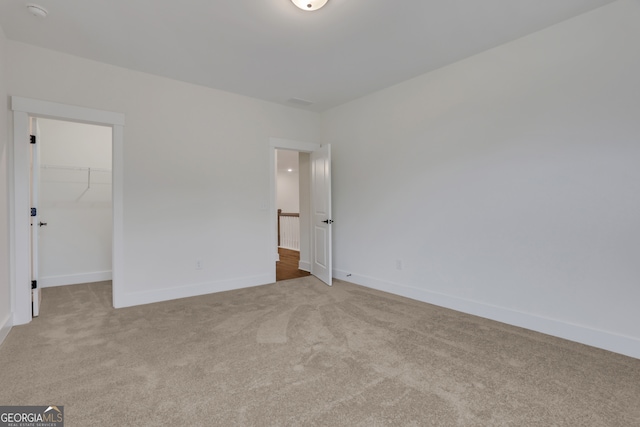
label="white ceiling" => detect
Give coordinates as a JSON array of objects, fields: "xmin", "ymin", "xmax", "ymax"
[
  {"xmin": 276, "ymin": 149, "xmax": 300, "ymax": 173},
  {"xmin": 0, "ymin": 0, "xmax": 616, "ymax": 112}
]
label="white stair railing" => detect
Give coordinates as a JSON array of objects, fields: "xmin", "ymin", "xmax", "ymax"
[{"xmin": 278, "ymin": 210, "xmax": 300, "ymax": 251}]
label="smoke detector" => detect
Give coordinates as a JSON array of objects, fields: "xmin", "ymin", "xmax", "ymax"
[{"xmin": 27, "ymin": 4, "xmax": 48, "ymax": 18}]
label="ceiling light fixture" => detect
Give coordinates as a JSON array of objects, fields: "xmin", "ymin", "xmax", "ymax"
[
  {"xmin": 291, "ymin": 0, "xmax": 329, "ymax": 12},
  {"xmin": 27, "ymin": 4, "xmax": 48, "ymax": 18}
]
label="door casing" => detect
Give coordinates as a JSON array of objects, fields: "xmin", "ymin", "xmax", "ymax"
[
  {"xmin": 29, "ymin": 117, "xmax": 41, "ymax": 316},
  {"xmin": 269, "ymin": 138, "xmax": 331, "ymax": 284},
  {"xmin": 10, "ymin": 96, "xmax": 125, "ymax": 324}
]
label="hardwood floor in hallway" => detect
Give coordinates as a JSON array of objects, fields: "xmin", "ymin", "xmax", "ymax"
[{"xmin": 276, "ymin": 248, "xmax": 310, "ymax": 281}]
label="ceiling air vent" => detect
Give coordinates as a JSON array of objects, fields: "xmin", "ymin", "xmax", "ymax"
[{"xmin": 287, "ymin": 98, "xmax": 314, "ymax": 107}]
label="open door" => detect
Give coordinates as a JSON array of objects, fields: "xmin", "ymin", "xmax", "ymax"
[
  {"xmin": 29, "ymin": 117, "xmax": 42, "ymax": 317},
  {"xmin": 311, "ymin": 144, "xmax": 332, "ymax": 286}
]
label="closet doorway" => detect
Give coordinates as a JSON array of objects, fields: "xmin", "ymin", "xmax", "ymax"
[
  {"xmin": 12, "ymin": 96, "xmax": 125, "ymax": 325},
  {"xmin": 35, "ymin": 118, "xmax": 113, "ymax": 295}
]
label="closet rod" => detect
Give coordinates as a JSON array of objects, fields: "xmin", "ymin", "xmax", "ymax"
[{"xmin": 40, "ymin": 164, "xmax": 111, "ymax": 173}]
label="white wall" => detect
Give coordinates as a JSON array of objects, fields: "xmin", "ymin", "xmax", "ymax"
[
  {"xmin": 6, "ymin": 41, "xmax": 321, "ymax": 308},
  {"xmin": 5, "ymin": 1, "xmax": 638, "ymax": 359},
  {"xmin": 38, "ymin": 118, "xmax": 112, "ymax": 287},
  {"xmin": 0, "ymin": 24, "xmax": 11, "ymax": 344},
  {"xmin": 323, "ymin": 0, "xmax": 640, "ymax": 358}
]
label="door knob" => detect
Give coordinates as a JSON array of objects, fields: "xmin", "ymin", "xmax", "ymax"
[
  {"xmin": 39, "ymin": 222, "xmax": 48, "ymax": 227},
  {"xmin": 322, "ymin": 219, "xmax": 334, "ymax": 224}
]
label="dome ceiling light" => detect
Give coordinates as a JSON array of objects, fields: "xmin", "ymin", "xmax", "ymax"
[{"xmin": 291, "ymin": 0, "xmax": 329, "ymax": 12}]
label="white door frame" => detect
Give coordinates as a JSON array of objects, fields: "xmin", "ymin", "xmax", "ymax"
[
  {"xmin": 268, "ymin": 138, "xmax": 321, "ymax": 283},
  {"xmin": 10, "ymin": 96, "xmax": 125, "ymax": 324},
  {"xmin": 30, "ymin": 117, "xmax": 41, "ymax": 316}
]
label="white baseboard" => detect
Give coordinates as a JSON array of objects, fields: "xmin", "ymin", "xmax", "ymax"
[
  {"xmin": 0, "ymin": 313, "xmax": 13, "ymax": 346},
  {"xmin": 298, "ymin": 260, "xmax": 311, "ymax": 272},
  {"xmin": 40, "ymin": 271, "xmax": 113, "ymax": 288},
  {"xmin": 333, "ymin": 269, "xmax": 640, "ymax": 360},
  {"xmin": 114, "ymin": 273, "xmax": 273, "ymax": 309}
]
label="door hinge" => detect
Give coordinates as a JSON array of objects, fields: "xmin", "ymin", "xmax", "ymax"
[
  {"xmin": 31, "ymin": 280, "xmax": 37, "ymax": 289},
  {"xmin": 30, "ymin": 135, "xmax": 36, "ymax": 144},
  {"xmin": 31, "ymin": 207, "xmax": 37, "ymax": 217}
]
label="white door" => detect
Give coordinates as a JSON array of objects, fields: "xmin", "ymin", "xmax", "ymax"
[
  {"xmin": 311, "ymin": 144, "xmax": 332, "ymax": 286},
  {"xmin": 29, "ymin": 117, "xmax": 42, "ymax": 317}
]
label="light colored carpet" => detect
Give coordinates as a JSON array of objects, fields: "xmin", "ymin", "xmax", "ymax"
[{"xmin": 0, "ymin": 277, "xmax": 638, "ymax": 426}]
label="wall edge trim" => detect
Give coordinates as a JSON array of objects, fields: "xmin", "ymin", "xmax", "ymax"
[
  {"xmin": 333, "ymin": 269, "xmax": 640, "ymax": 360},
  {"xmin": 114, "ymin": 274, "xmax": 273, "ymax": 309},
  {"xmin": 0, "ymin": 314, "xmax": 13, "ymax": 347},
  {"xmin": 299, "ymin": 260, "xmax": 311, "ymax": 272},
  {"xmin": 40, "ymin": 271, "xmax": 113, "ymax": 288}
]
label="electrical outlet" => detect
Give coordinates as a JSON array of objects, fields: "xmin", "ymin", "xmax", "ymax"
[
  {"xmin": 196, "ymin": 258, "xmax": 203, "ymax": 270},
  {"xmin": 396, "ymin": 259, "xmax": 403, "ymax": 270}
]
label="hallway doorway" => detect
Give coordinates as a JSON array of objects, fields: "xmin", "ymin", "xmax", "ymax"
[
  {"xmin": 269, "ymin": 138, "xmax": 332, "ymax": 286},
  {"xmin": 275, "ymin": 149, "xmax": 310, "ymax": 281}
]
